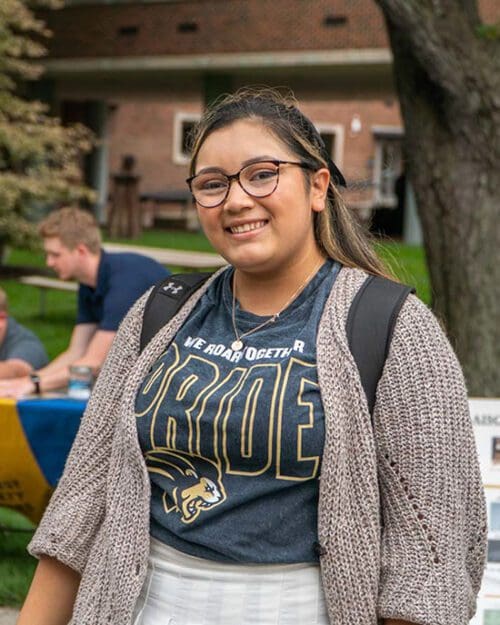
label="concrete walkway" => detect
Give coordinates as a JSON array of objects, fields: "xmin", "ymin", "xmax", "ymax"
[{"xmin": 0, "ymin": 608, "xmax": 19, "ymax": 625}]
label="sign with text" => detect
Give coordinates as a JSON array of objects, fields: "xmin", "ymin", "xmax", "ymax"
[
  {"xmin": 0, "ymin": 397, "xmax": 85, "ymax": 523},
  {"xmin": 470, "ymin": 398, "xmax": 500, "ymax": 625}
]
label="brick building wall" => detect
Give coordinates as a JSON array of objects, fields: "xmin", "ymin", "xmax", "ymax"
[
  {"xmin": 481, "ymin": 0, "xmax": 500, "ymax": 22},
  {"xmin": 102, "ymin": 88, "xmax": 402, "ymax": 218},
  {"xmin": 39, "ymin": 0, "xmax": 499, "ymax": 60},
  {"xmin": 38, "ymin": 0, "xmax": 500, "ymax": 58},
  {"xmin": 108, "ymin": 97, "xmax": 201, "ymax": 190},
  {"xmin": 39, "ymin": 0, "xmax": 498, "ymax": 233},
  {"xmin": 41, "ymin": 0, "xmax": 389, "ymax": 59},
  {"xmin": 301, "ymin": 96, "xmax": 402, "ymax": 207}
]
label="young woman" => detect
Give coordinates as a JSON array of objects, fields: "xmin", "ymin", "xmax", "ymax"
[{"xmin": 18, "ymin": 89, "xmax": 486, "ymax": 625}]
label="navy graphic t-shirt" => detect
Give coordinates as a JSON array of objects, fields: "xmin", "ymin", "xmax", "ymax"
[{"xmin": 135, "ymin": 260, "xmax": 340, "ymax": 563}]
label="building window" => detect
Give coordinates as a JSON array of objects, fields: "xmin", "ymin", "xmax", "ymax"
[
  {"xmin": 372, "ymin": 126, "xmax": 404, "ymax": 208},
  {"xmin": 173, "ymin": 113, "xmax": 201, "ymax": 165},
  {"xmin": 487, "ymin": 539, "xmax": 500, "ymax": 563},
  {"xmin": 315, "ymin": 124, "xmax": 345, "ymax": 171},
  {"xmin": 490, "ymin": 501, "xmax": 500, "ymax": 532},
  {"xmin": 177, "ymin": 21, "xmax": 198, "ymax": 33},
  {"xmin": 323, "ymin": 14, "xmax": 348, "ymax": 27},
  {"xmin": 117, "ymin": 26, "xmax": 139, "ymax": 37}
]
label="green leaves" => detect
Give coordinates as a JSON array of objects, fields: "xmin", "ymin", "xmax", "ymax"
[
  {"xmin": 0, "ymin": 0, "xmax": 94, "ymax": 254},
  {"xmin": 476, "ymin": 23, "xmax": 500, "ymax": 41}
]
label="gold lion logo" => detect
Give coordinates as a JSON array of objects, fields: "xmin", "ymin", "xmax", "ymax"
[{"xmin": 145, "ymin": 448, "xmax": 226, "ymax": 523}]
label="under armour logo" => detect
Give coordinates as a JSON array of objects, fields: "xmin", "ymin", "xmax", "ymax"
[{"xmin": 162, "ymin": 282, "xmax": 184, "ymax": 295}]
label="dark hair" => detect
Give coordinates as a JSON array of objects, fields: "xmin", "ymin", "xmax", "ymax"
[{"xmin": 189, "ymin": 87, "xmax": 390, "ymax": 278}]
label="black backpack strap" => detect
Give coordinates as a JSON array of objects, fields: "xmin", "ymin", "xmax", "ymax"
[
  {"xmin": 140, "ymin": 272, "xmax": 212, "ymax": 353},
  {"xmin": 346, "ymin": 275, "xmax": 415, "ymax": 416}
]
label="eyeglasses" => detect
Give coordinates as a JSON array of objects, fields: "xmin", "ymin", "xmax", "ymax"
[{"xmin": 186, "ymin": 159, "xmax": 313, "ymax": 209}]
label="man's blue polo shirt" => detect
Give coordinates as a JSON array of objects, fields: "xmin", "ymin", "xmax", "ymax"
[{"xmin": 76, "ymin": 251, "xmax": 169, "ymax": 331}]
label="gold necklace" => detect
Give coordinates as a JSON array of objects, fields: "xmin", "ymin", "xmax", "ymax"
[{"xmin": 230, "ymin": 261, "xmax": 324, "ymax": 352}]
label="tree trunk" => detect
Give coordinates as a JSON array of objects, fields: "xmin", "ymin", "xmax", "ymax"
[{"xmin": 375, "ymin": 0, "xmax": 500, "ymax": 396}]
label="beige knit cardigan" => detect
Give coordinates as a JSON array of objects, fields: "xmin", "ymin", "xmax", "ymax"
[{"xmin": 29, "ymin": 267, "xmax": 487, "ymax": 625}]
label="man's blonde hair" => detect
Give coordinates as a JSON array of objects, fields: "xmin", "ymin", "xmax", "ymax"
[
  {"xmin": 0, "ymin": 287, "xmax": 7, "ymax": 313},
  {"xmin": 38, "ymin": 207, "xmax": 102, "ymax": 254}
]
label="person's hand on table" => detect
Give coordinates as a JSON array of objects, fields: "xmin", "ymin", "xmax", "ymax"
[{"xmin": 0, "ymin": 376, "xmax": 35, "ymax": 399}]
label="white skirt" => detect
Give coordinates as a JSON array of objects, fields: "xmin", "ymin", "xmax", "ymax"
[{"xmin": 132, "ymin": 537, "xmax": 330, "ymax": 625}]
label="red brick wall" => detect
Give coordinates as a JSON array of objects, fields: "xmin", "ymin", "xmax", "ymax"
[
  {"xmin": 480, "ymin": 0, "xmax": 500, "ymax": 22},
  {"xmin": 40, "ymin": 0, "xmax": 389, "ymax": 59},
  {"xmin": 300, "ymin": 96, "xmax": 402, "ymax": 207},
  {"xmin": 108, "ymin": 97, "xmax": 202, "ymax": 191},
  {"xmin": 40, "ymin": 0, "xmax": 498, "ymax": 61},
  {"xmin": 105, "ymin": 91, "xmax": 401, "ymax": 211},
  {"xmin": 45, "ymin": 0, "xmax": 496, "ymax": 215}
]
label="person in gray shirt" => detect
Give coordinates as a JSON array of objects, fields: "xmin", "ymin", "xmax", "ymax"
[{"xmin": 0, "ymin": 287, "xmax": 48, "ymax": 379}]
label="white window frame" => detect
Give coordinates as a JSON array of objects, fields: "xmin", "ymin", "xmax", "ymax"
[
  {"xmin": 314, "ymin": 123, "xmax": 345, "ymax": 170},
  {"xmin": 372, "ymin": 125, "xmax": 404, "ymax": 208},
  {"xmin": 173, "ymin": 112, "xmax": 201, "ymax": 165}
]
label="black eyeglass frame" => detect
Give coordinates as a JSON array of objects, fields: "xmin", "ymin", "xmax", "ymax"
[{"xmin": 186, "ymin": 159, "xmax": 315, "ymax": 209}]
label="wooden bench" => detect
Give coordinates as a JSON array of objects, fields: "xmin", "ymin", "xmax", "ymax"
[{"xmin": 140, "ymin": 190, "xmax": 197, "ymax": 230}]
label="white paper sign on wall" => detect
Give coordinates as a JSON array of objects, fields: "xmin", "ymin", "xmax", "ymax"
[{"xmin": 470, "ymin": 398, "xmax": 500, "ymax": 625}]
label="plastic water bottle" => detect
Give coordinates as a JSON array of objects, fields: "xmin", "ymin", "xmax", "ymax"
[{"xmin": 68, "ymin": 365, "xmax": 93, "ymax": 400}]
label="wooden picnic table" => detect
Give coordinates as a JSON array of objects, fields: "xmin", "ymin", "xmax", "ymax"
[
  {"xmin": 19, "ymin": 275, "xmax": 77, "ymax": 292},
  {"xmin": 103, "ymin": 243, "xmax": 226, "ymax": 269}
]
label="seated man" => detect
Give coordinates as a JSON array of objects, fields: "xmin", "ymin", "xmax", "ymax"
[
  {"xmin": 0, "ymin": 206, "xmax": 169, "ymax": 398},
  {"xmin": 0, "ymin": 287, "xmax": 49, "ymax": 379}
]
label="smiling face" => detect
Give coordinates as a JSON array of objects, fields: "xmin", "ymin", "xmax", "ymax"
[{"xmin": 193, "ymin": 119, "xmax": 329, "ymax": 277}]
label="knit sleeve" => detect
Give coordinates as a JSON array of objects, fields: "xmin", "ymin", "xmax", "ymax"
[
  {"xmin": 27, "ymin": 290, "xmax": 149, "ymax": 574},
  {"xmin": 374, "ymin": 294, "xmax": 487, "ymax": 625}
]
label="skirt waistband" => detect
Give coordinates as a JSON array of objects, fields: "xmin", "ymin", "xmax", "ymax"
[
  {"xmin": 150, "ymin": 536, "xmax": 319, "ymax": 576},
  {"xmin": 133, "ymin": 538, "xmax": 330, "ymax": 625}
]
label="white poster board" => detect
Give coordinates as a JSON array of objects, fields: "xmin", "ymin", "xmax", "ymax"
[{"xmin": 470, "ymin": 398, "xmax": 500, "ymax": 625}]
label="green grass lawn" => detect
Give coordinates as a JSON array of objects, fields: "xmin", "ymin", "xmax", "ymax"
[
  {"xmin": 0, "ymin": 509, "xmax": 36, "ymax": 606},
  {"xmin": 2, "ymin": 238, "xmax": 430, "ymax": 363},
  {"xmin": 109, "ymin": 229, "xmax": 216, "ymax": 252},
  {"xmin": 1, "ymin": 281, "xmax": 76, "ymax": 360},
  {"xmin": 376, "ymin": 241, "xmax": 430, "ymax": 305},
  {"xmin": 0, "ymin": 230, "xmax": 430, "ymax": 607}
]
